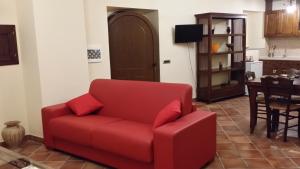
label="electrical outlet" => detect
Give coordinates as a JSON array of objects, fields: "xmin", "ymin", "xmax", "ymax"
[{"xmin": 163, "ymin": 60, "xmax": 171, "ymax": 64}]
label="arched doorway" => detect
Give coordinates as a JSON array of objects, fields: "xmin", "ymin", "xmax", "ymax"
[{"xmin": 108, "ymin": 11, "xmax": 159, "ymax": 81}]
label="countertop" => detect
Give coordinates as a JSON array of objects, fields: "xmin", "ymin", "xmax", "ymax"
[{"xmin": 259, "ymin": 56, "xmax": 300, "ymax": 61}]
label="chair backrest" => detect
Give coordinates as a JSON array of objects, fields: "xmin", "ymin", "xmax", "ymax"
[
  {"xmin": 261, "ymin": 76, "xmax": 294, "ymax": 111},
  {"xmin": 287, "ymin": 68, "xmax": 300, "ymax": 77}
]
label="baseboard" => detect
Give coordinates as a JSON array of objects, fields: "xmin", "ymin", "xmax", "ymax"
[{"xmin": 24, "ymin": 135, "xmax": 44, "ymax": 143}]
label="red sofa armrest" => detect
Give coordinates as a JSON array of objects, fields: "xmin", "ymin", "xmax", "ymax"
[
  {"xmin": 42, "ymin": 103, "xmax": 72, "ymax": 148},
  {"xmin": 153, "ymin": 111, "xmax": 216, "ymax": 169}
]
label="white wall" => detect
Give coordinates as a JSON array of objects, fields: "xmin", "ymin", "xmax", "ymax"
[
  {"xmin": 0, "ymin": 0, "xmax": 29, "ymax": 141},
  {"xmin": 85, "ymin": 0, "xmax": 265, "ymax": 97},
  {"xmin": 33, "ymin": 0, "xmax": 90, "ymax": 106},
  {"xmin": 16, "ymin": 0, "xmax": 90, "ymax": 138}
]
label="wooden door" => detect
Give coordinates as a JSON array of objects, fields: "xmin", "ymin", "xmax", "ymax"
[
  {"xmin": 108, "ymin": 11, "xmax": 159, "ymax": 81},
  {"xmin": 265, "ymin": 11, "xmax": 279, "ymax": 37}
]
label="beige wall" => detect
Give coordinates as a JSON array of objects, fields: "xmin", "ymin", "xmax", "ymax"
[
  {"xmin": 0, "ymin": 0, "xmax": 29, "ymax": 141},
  {"xmin": 16, "ymin": 0, "xmax": 90, "ymax": 138},
  {"xmin": 84, "ymin": 0, "xmax": 265, "ymax": 96},
  {"xmin": 33, "ymin": 0, "xmax": 90, "ymax": 107}
]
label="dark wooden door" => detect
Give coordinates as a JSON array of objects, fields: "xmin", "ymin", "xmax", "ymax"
[{"xmin": 108, "ymin": 11, "xmax": 159, "ymax": 81}]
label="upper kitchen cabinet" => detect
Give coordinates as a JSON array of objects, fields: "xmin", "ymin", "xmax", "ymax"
[
  {"xmin": 265, "ymin": 9, "xmax": 300, "ymax": 37},
  {"xmin": 265, "ymin": 10, "xmax": 279, "ymax": 37}
]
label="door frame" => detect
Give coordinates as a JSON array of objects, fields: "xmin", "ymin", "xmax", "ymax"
[{"xmin": 108, "ymin": 11, "xmax": 160, "ymax": 82}]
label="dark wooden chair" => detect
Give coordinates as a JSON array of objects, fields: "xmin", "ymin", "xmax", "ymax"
[
  {"xmin": 245, "ymin": 71, "xmax": 267, "ymax": 129},
  {"xmin": 261, "ymin": 76, "xmax": 300, "ymax": 142},
  {"xmin": 287, "ymin": 69, "xmax": 300, "ymax": 104}
]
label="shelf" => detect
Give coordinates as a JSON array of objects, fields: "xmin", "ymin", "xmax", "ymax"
[
  {"xmin": 211, "ymin": 67, "xmax": 231, "ymax": 73},
  {"xmin": 196, "ymin": 12, "xmax": 246, "ymax": 103},
  {"xmin": 212, "ymin": 81, "xmax": 240, "ymax": 90},
  {"xmin": 199, "ymin": 51, "xmax": 243, "ymax": 56},
  {"xmin": 203, "ymin": 34, "xmax": 245, "ymax": 37},
  {"xmin": 198, "ymin": 67, "xmax": 244, "ymax": 74}
]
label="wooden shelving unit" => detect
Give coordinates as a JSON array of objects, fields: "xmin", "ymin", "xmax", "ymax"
[{"xmin": 195, "ymin": 13, "xmax": 246, "ymax": 103}]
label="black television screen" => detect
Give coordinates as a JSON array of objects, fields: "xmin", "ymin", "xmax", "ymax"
[{"xmin": 175, "ymin": 24, "xmax": 203, "ymax": 43}]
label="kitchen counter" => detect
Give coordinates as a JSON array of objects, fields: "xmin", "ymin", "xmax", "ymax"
[{"xmin": 260, "ymin": 56, "xmax": 300, "ymax": 61}]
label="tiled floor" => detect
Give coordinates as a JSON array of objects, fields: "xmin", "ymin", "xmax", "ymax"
[{"xmin": 3, "ymin": 96, "xmax": 300, "ymax": 169}]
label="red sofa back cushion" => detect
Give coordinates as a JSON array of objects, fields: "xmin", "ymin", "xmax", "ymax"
[{"xmin": 89, "ymin": 79, "xmax": 192, "ymax": 124}]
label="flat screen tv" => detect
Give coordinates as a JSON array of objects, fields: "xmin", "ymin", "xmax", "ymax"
[{"xmin": 175, "ymin": 24, "xmax": 203, "ymax": 43}]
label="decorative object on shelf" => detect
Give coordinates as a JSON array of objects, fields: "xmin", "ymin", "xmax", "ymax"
[
  {"xmin": 219, "ymin": 62, "xmax": 223, "ymax": 70},
  {"xmin": 1, "ymin": 121, "xmax": 25, "ymax": 148},
  {"xmin": 212, "ymin": 43, "xmax": 220, "ymax": 53},
  {"xmin": 212, "ymin": 26, "xmax": 215, "ymax": 34},
  {"xmin": 226, "ymin": 21, "xmax": 231, "ymax": 34},
  {"xmin": 226, "ymin": 43, "xmax": 234, "ymax": 51},
  {"xmin": 226, "ymin": 26, "xmax": 231, "ymax": 34}
]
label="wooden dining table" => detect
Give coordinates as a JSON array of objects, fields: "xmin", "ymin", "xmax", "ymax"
[{"xmin": 246, "ymin": 77, "xmax": 300, "ymax": 133}]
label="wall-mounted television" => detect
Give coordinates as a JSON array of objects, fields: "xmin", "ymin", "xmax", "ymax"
[{"xmin": 175, "ymin": 24, "xmax": 203, "ymax": 43}]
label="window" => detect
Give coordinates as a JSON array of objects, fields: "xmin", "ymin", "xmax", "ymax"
[{"xmin": 0, "ymin": 25, "xmax": 19, "ymax": 66}]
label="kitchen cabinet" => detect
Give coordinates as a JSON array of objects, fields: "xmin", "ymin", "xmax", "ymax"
[
  {"xmin": 265, "ymin": 10, "xmax": 300, "ymax": 37},
  {"xmin": 265, "ymin": 11, "xmax": 279, "ymax": 37}
]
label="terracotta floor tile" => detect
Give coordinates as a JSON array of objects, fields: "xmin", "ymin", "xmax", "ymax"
[
  {"xmin": 239, "ymin": 150, "xmax": 263, "ymax": 158},
  {"xmin": 47, "ymin": 152, "xmax": 70, "ymax": 161},
  {"xmin": 42, "ymin": 161, "xmax": 65, "ymax": 169},
  {"xmin": 261, "ymin": 149, "xmax": 286, "ymax": 158},
  {"xmin": 217, "ymin": 143, "xmax": 235, "ymax": 151},
  {"xmin": 235, "ymin": 143, "xmax": 256, "ymax": 150},
  {"xmin": 204, "ymin": 157, "xmax": 223, "ymax": 169},
  {"xmin": 244, "ymin": 158, "xmax": 273, "ymax": 168},
  {"xmin": 267, "ymin": 158, "xmax": 297, "ymax": 169},
  {"xmin": 218, "ymin": 150, "xmax": 240, "ymax": 159},
  {"xmin": 229, "ymin": 136, "xmax": 251, "ymax": 144},
  {"xmin": 291, "ymin": 158, "xmax": 300, "ymax": 166},
  {"xmin": 29, "ymin": 152, "xmax": 50, "ymax": 161},
  {"xmin": 60, "ymin": 161, "xmax": 85, "ymax": 169},
  {"xmin": 221, "ymin": 158, "xmax": 247, "ymax": 169},
  {"xmin": 83, "ymin": 162, "xmax": 108, "ymax": 169},
  {"xmin": 283, "ymin": 148, "xmax": 300, "ymax": 158}
]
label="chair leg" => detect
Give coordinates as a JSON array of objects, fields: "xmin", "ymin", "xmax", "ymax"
[
  {"xmin": 254, "ymin": 103, "xmax": 258, "ymax": 126},
  {"xmin": 284, "ymin": 112, "xmax": 289, "ymax": 142},
  {"xmin": 298, "ymin": 111, "xmax": 300, "ymax": 138},
  {"xmin": 267, "ymin": 110, "xmax": 272, "ymax": 138},
  {"xmin": 272, "ymin": 110, "xmax": 279, "ymax": 132}
]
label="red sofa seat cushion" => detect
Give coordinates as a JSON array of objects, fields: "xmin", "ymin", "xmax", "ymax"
[
  {"xmin": 92, "ymin": 120, "xmax": 153, "ymax": 163},
  {"xmin": 50, "ymin": 115, "xmax": 121, "ymax": 146},
  {"xmin": 67, "ymin": 93, "xmax": 103, "ymax": 116}
]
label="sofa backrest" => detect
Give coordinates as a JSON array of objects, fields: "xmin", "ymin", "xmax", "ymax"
[{"xmin": 89, "ymin": 79, "xmax": 193, "ymax": 124}]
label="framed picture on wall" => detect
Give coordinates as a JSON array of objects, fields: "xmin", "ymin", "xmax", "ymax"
[{"xmin": 87, "ymin": 45, "xmax": 102, "ymax": 63}]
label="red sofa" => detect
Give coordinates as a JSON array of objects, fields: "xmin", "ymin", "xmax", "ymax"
[{"xmin": 42, "ymin": 79, "xmax": 216, "ymax": 169}]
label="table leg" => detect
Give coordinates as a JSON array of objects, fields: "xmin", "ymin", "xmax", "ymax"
[{"xmin": 249, "ymin": 87, "xmax": 258, "ymax": 134}]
